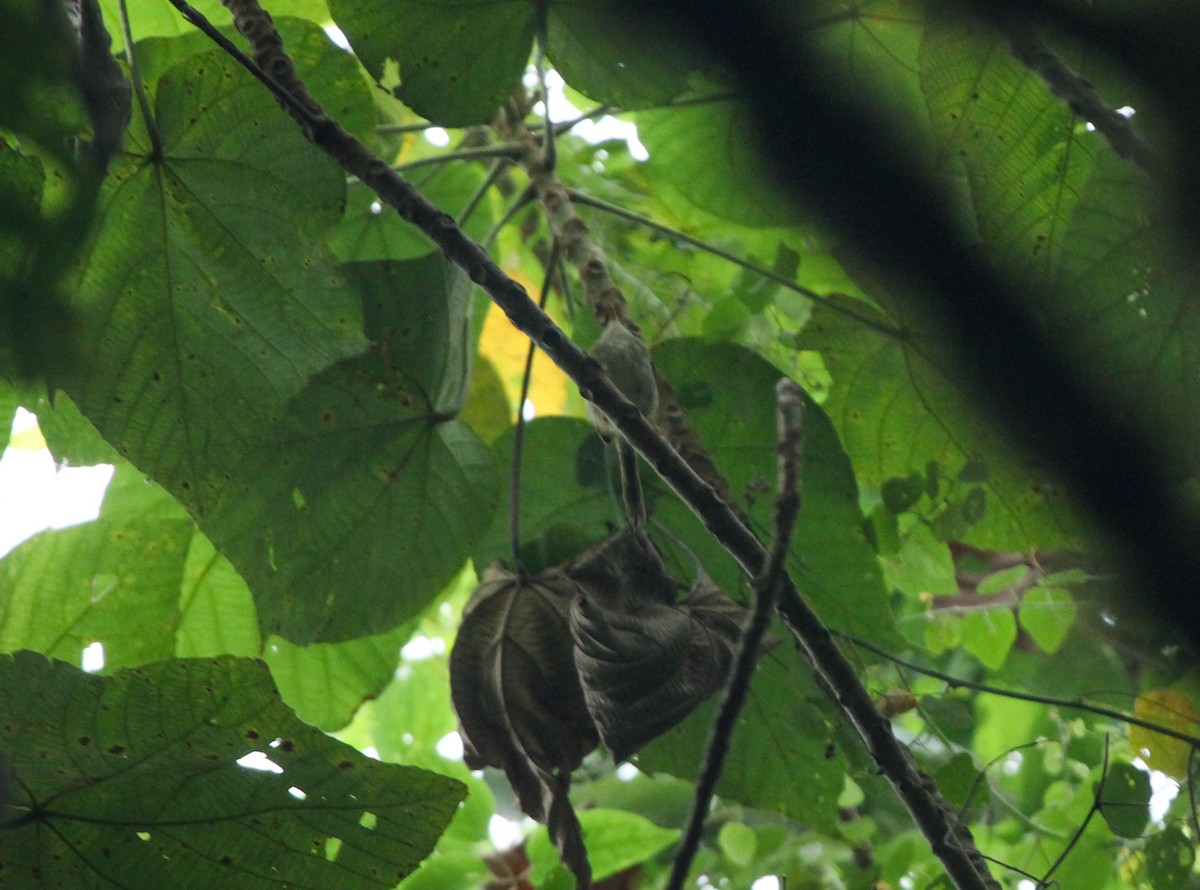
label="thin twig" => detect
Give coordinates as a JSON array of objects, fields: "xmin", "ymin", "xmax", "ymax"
[
  {"xmin": 171, "ymin": 4, "xmax": 1000, "ymax": 885},
  {"xmin": 457, "ymin": 160, "xmax": 507, "ymax": 228},
  {"xmin": 667, "ymin": 379, "xmax": 805, "ymax": 890},
  {"xmin": 848, "ymin": 634, "xmax": 1200, "ymax": 748},
  {"xmin": 566, "ymin": 189, "xmax": 906, "ymax": 340},
  {"xmin": 535, "ymin": 10, "xmax": 556, "ymax": 172},
  {"xmin": 116, "ymin": 0, "xmax": 161, "ymax": 158},
  {"xmin": 509, "ymin": 240, "xmax": 561, "ymax": 573},
  {"xmin": 385, "ymin": 144, "xmax": 523, "ymax": 175},
  {"xmin": 1041, "ymin": 736, "xmax": 1109, "ymax": 886}
]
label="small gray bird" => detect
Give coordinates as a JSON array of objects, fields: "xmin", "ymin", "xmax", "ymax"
[{"xmin": 585, "ymin": 315, "xmax": 658, "ymax": 526}]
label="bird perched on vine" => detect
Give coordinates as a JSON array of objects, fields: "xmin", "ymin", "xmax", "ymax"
[{"xmin": 585, "ymin": 308, "xmax": 658, "ymax": 526}]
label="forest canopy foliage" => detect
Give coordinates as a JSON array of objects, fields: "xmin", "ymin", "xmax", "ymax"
[{"xmin": 2, "ymin": 0, "xmax": 1199, "ymax": 888}]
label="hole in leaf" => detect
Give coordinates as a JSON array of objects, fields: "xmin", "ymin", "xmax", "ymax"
[
  {"xmin": 236, "ymin": 752, "xmax": 284, "ymax": 774},
  {"xmin": 81, "ymin": 642, "xmax": 105, "ymax": 673}
]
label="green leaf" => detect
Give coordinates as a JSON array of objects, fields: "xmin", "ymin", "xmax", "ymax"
[
  {"xmin": 175, "ymin": 532, "xmax": 262, "ymax": 658},
  {"xmin": 926, "ymin": 752, "xmax": 988, "ymax": 815},
  {"xmin": 263, "ymin": 624, "xmax": 413, "ymax": 733},
  {"xmin": 718, "ymin": 821, "xmax": 758, "ymax": 867},
  {"xmin": 205, "ymin": 353, "xmax": 498, "ymax": 643},
  {"xmin": 1017, "ymin": 586, "xmax": 1076, "ymax": 654},
  {"xmin": 526, "ymin": 808, "xmax": 680, "ymax": 884},
  {"xmin": 881, "ymin": 523, "xmax": 959, "ymax": 596},
  {"xmin": 653, "ymin": 339, "xmax": 897, "ymax": 646},
  {"xmin": 0, "ymin": 466, "xmax": 192, "ymax": 669},
  {"xmin": 133, "ymin": 19, "xmax": 376, "ymax": 140},
  {"xmin": 29, "ymin": 387, "xmax": 122, "ymax": 466},
  {"xmin": 0, "ymin": 651, "xmax": 463, "ymax": 888},
  {"xmin": 975, "ymin": 564, "xmax": 1027, "ymax": 595},
  {"xmin": 920, "ymin": 23, "xmax": 1097, "ymax": 278},
  {"xmin": 638, "ymin": 650, "xmax": 843, "ymax": 829},
  {"xmin": 547, "ymin": 0, "xmax": 694, "ymax": 107},
  {"xmin": 347, "ymin": 256, "xmax": 475, "ymax": 414},
  {"xmin": 637, "ymin": 99, "xmax": 805, "ymax": 227},
  {"xmin": 1097, "ymin": 761, "xmax": 1151, "ymax": 839},
  {"xmin": 329, "ymin": 164, "xmax": 496, "ymax": 262},
  {"xmin": 1050, "ymin": 152, "xmax": 1200, "ymax": 464},
  {"xmin": 397, "ymin": 846, "xmax": 490, "ymax": 890},
  {"xmin": 68, "ymin": 50, "xmax": 366, "ymax": 510},
  {"xmin": 795, "ymin": 293, "xmax": 1086, "ymax": 551},
  {"xmin": 960, "ymin": 608, "xmax": 1017, "ymax": 670},
  {"xmin": 919, "ymin": 610, "xmax": 962, "ymax": 655},
  {"xmin": 473, "ymin": 416, "xmax": 614, "ymax": 573},
  {"xmin": 327, "ymin": 0, "xmax": 535, "ymax": 126},
  {"xmin": 98, "ymin": 0, "xmax": 233, "ymax": 50},
  {"xmin": 1144, "ymin": 825, "xmax": 1196, "ymax": 890}
]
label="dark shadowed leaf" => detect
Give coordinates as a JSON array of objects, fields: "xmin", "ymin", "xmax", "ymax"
[
  {"xmin": 0, "ymin": 651, "xmax": 464, "ymax": 888},
  {"xmin": 327, "ymin": 0, "xmax": 535, "ymax": 126},
  {"xmin": 67, "ymin": 50, "xmax": 365, "ymax": 511},
  {"xmin": 204, "ymin": 354, "xmax": 496, "ymax": 643},
  {"xmin": 652, "ymin": 339, "xmax": 896, "ymax": 645},
  {"xmin": 1097, "ymin": 761, "xmax": 1151, "ymax": 839}
]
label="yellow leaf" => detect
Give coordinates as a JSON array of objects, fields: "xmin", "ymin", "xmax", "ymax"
[
  {"xmin": 477, "ymin": 298, "xmax": 570, "ymax": 420},
  {"xmin": 1129, "ymin": 688, "xmax": 1199, "ymax": 779}
]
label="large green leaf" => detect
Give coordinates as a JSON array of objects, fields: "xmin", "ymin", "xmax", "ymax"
[
  {"xmin": 329, "ymin": 164, "xmax": 497, "ymax": 263},
  {"xmin": 176, "ymin": 534, "xmax": 420, "ymax": 733},
  {"xmin": 0, "ymin": 465, "xmax": 193, "ymax": 670},
  {"xmin": 795, "ymin": 293, "xmax": 1087, "ymax": 551},
  {"xmin": 133, "ymin": 19, "xmax": 376, "ymax": 140},
  {"xmin": 327, "ymin": 0, "xmax": 536, "ymax": 126},
  {"xmin": 0, "ymin": 651, "xmax": 463, "ymax": 888},
  {"xmin": 347, "ymin": 256, "xmax": 475, "ymax": 415},
  {"xmin": 29, "ymin": 387, "xmax": 123, "ymax": 466},
  {"xmin": 547, "ymin": 0, "xmax": 694, "ymax": 108},
  {"xmin": 68, "ymin": 50, "xmax": 366, "ymax": 511},
  {"xmin": 920, "ymin": 23, "xmax": 1098, "ymax": 281},
  {"xmin": 1048, "ymin": 152, "xmax": 1200, "ymax": 465},
  {"xmin": 637, "ymin": 99, "xmax": 805, "ymax": 228},
  {"xmin": 203, "ymin": 349, "xmax": 497, "ymax": 643},
  {"xmin": 653, "ymin": 339, "xmax": 896, "ymax": 645}
]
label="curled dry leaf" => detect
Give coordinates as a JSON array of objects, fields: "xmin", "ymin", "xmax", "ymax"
[
  {"xmin": 567, "ymin": 527, "xmax": 770, "ymax": 761},
  {"xmin": 449, "ymin": 562, "xmax": 598, "ymax": 821}
]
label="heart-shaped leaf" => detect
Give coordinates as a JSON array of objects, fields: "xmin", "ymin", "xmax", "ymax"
[{"xmin": 0, "ymin": 651, "xmax": 463, "ymax": 888}]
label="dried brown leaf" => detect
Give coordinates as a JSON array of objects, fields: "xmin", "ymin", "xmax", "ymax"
[
  {"xmin": 568, "ymin": 529, "xmax": 763, "ymax": 761},
  {"xmin": 450, "ymin": 563, "xmax": 598, "ymax": 820}
]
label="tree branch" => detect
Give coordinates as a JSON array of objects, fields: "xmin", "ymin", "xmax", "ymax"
[
  {"xmin": 849, "ymin": 634, "xmax": 1200, "ymax": 748},
  {"xmin": 1004, "ymin": 24, "xmax": 1158, "ymax": 176},
  {"xmin": 173, "ymin": 2, "xmax": 1000, "ymax": 886}
]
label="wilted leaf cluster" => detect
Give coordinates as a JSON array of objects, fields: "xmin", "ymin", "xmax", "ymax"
[{"xmin": 450, "ymin": 526, "xmax": 766, "ymax": 885}]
